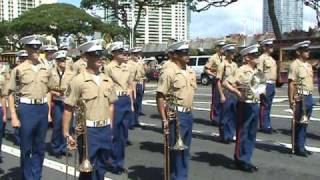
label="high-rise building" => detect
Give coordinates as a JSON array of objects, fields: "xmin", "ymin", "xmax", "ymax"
[
  {"xmin": 91, "ymin": 0, "xmax": 190, "ymax": 45},
  {"xmin": 263, "ymin": 0, "xmax": 303, "ymax": 33},
  {"xmin": 0, "ymin": 0, "xmax": 57, "ymax": 21}
]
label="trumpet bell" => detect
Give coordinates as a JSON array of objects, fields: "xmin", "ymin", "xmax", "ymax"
[
  {"xmin": 78, "ymin": 159, "xmax": 93, "ymax": 173},
  {"xmin": 172, "ymin": 136, "xmax": 188, "ymax": 151}
]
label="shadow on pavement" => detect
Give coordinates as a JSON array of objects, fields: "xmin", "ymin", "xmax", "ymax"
[
  {"xmin": 277, "ymin": 128, "xmax": 320, "ymax": 141},
  {"xmin": 193, "ymin": 118, "xmax": 215, "ymax": 126},
  {"xmin": 128, "ymin": 165, "xmax": 162, "ymax": 180},
  {"xmin": 139, "ymin": 141, "xmax": 163, "ymax": 154},
  {"xmin": 1, "ymin": 167, "xmax": 21, "ymax": 180},
  {"xmin": 141, "ymin": 123, "xmax": 224, "ymax": 144},
  {"xmin": 255, "ymin": 141, "xmax": 292, "ymax": 155},
  {"xmin": 191, "ymin": 152, "xmax": 237, "ymax": 170},
  {"xmin": 149, "ymin": 114, "xmax": 161, "ymax": 120}
]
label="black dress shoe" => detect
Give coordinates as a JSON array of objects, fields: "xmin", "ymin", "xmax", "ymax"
[
  {"xmin": 126, "ymin": 141, "xmax": 132, "ymax": 146},
  {"xmin": 111, "ymin": 167, "xmax": 127, "ymax": 175},
  {"xmin": 134, "ymin": 124, "xmax": 143, "ymax": 128},
  {"xmin": 295, "ymin": 151, "xmax": 308, "ymax": 157},
  {"xmin": 248, "ymin": 164, "xmax": 259, "ymax": 172},
  {"xmin": 235, "ymin": 161, "xmax": 254, "ymax": 173},
  {"xmin": 304, "ymin": 149, "xmax": 313, "ymax": 155},
  {"xmin": 259, "ymin": 129, "xmax": 272, "ymax": 134},
  {"xmin": 0, "ymin": 168, "xmax": 5, "ymax": 174},
  {"xmin": 220, "ymin": 139, "xmax": 230, "ymax": 144}
]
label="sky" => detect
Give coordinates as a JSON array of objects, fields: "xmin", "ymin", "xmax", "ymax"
[{"xmin": 59, "ymin": 0, "xmax": 318, "ymax": 39}]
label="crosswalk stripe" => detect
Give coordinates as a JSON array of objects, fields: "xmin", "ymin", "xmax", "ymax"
[{"xmin": 1, "ymin": 145, "xmax": 113, "ymax": 180}]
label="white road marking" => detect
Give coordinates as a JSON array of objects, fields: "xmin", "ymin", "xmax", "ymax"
[
  {"xmin": 139, "ymin": 122, "xmax": 320, "ymax": 153},
  {"xmin": 143, "ymin": 100, "xmax": 320, "ymax": 122},
  {"xmin": 1, "ymin": 145, "xmax": 113, "ymax": 180}
]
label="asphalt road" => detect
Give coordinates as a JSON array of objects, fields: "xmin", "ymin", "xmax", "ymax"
[{"xmin": 0, "ymin": 82, "xmax": 319, "ymax": 180}]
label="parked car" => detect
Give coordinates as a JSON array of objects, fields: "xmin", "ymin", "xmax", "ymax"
[
  {"xmin": 144, "ymin": 57, "xmax": 160, "ymax": 81},
  {"xmin": 188, "ymin": 55, "xmax": 213, "ymax": 85}
]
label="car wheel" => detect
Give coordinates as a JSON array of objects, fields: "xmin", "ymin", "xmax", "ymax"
[{"xmin": 201, "ymin": 75, "xmax": 210, "ymax": 85}]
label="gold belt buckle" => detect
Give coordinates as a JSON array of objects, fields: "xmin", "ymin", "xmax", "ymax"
[{"xmin": 34, "ymin": 99, "xmax": 42, "ymax": 104}]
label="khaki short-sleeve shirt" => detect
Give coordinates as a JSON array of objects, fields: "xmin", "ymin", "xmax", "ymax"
[
  {"xmin": 205, "ymin": 53, "xmax": 225, "ymax": 73},
  {"xmin": 48, "ymin": 67, "xmax": 75, "ymax": 90},
  {"xmin": 136, "ymin": 61, "xmax": 146, "ymax": 81},
  {"xmin": 216, "ymin": 60, "xmax": 238, "ymax": 81},
  {"xmin": 127, "ymin": 60, "xmax": 138, "ymax": 82},
  {"xmin": 64, "ymin": 71, "xmax": 117, "ymax": 121},
  {"xmin": 73, "ymin": 58, "xmax": 87, "ymax": 75},
  {"xmin": 288, "ymin": 59, "xmax": 314, "ymax": 92},
  {"xmin": 157, "ymin": 63, "xmax": 197, "ymax": 108},
  {"xmin": 233, "ymin": 65, "xmax": 258, "ymax": 101},
  {"xmin": 258, "ymin": 53, "xmax": 277, "ymax": 81},
  {"xmin": 104, "ymin": 60, "xmax": 133, "ymax": 92},
  {"xmin": 8, "ymin": 60, "xmax": 50, "ymax": 99}
]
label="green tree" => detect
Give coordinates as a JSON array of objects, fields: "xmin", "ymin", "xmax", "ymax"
[
  {"xmin": 9, "ymin": 3, "xmax": 124, "ymax": 46},
  {"xmin": 0, "ymin": 21, "xmax": 10, "ymax": 46}
]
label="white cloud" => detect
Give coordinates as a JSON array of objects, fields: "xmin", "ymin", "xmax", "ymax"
[{"xmin": 190, "ymin": 0, "xmax": 318, "ymax": 39}]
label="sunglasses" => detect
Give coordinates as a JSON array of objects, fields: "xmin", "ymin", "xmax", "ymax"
[
  {"xmin": 56, "ymin": 58, "xmax": 66, "ymax": 61},
  {"xmin": 27, "ymin": 44, "xmax": 41, "ymax": 50},
  {"xmin": 87, "ymin": 50, "xmax": 103, "ymax": 57},
  {"xmin": 248, "ymin": 52, "xmax": 259, "ymax": 58},
  {"xmin": 175, "ymin": 49, "xmax": 189, "ymax": 56}
]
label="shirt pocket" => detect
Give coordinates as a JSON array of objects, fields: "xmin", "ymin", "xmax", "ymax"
[
  {"xmin": 263, "ymin": 60, "xmax": 273, "ymax": 73},
  {"xmin": 39, "ymin": 70, "xmax": 50, "ymax": 84},
  {"xmin": 82, "ymin": 87, "xmax": 98, "ymax": 101},
  {"xmin": 20, "ymin": 70, "xmax": 34, "ymax": 84},
  {"xmin": 173, "ymin": 76, "xmax": 186, "ymax": 89},
  {"xmin": 298, "ymin": 67, "xmax": 307, "ymax": 79}
]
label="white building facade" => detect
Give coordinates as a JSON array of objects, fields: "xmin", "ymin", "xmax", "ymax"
[
  {"xmin": 91, "ymin": 0, "xmax": 191, "ymax": 45},
  {"xmin": 0, "ymin": 0, "xmax": 57, "ymax": 21}
]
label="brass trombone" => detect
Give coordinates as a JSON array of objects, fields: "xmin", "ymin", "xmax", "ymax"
[
  {"xmin": 65, "ymin": 99, "xmax": 93, "ymax": 180},
  {"xmin": 166, "ymin": 95, "xmax": 188, "ymax": 151},
  {"xmin": 291, "ymin": 78, "xmax": 309, "ymax": 154}
]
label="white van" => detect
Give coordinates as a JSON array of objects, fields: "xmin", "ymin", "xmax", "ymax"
[{"xmin": 188, "ymin": 55, "xmax": 213, "ymax": 85}]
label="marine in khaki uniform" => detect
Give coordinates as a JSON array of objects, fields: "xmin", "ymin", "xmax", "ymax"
[
  {"xmin": 73, "ymin": 55, "xmax": 87, "ymax": 74},
  {"xmin": 48, "ymin": 50, "xmax": 75, "ymax": 157},
  {"xmin": 104, "ymin": 41, "xmax": 134, "ymax": 174},
  {"xmin": 63, "ymin": 39, "xmax": 116, "ymax": 180},
  {"xmin": 130, "ymin": 48, "xmax": 146, "ymax": 127},
  {"xmin": 12, "ymin": 50, "xmax": 29, "ymax": 145},
  {"xmin": 288, "ymin": 41, "xmax": 314, "ymax": 157},
  {"xmin": 216, "ymin": 44, "xmax": 238, "ymax": 144},
  {"xmin": 16, "ymin": 50, "xmax": 29, "ymax": 66},
  {"xmin": 229, "ymin": 44, "xmax": 262, "ymax": 173},
  {"xmin": 204, "ymin": 40, "xmax": 226, "ymax": 124},
  {"xmin": 40, "ymin": 45, "xmax": 58, "ymax": 69},
  {"xmin": 258, "ymin": 38, "xmax": 277, "ymax": 134},
  {"xmin": 7, "ymin": 35, "xmax": 51, "ymax": 180},
  {"xmin": 0, "ymin": 63, "xmax": 8, "ymax": 174},
  {"xmin": 156, "ymin": 41, "xmax": 197, "ymax": 180}
]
